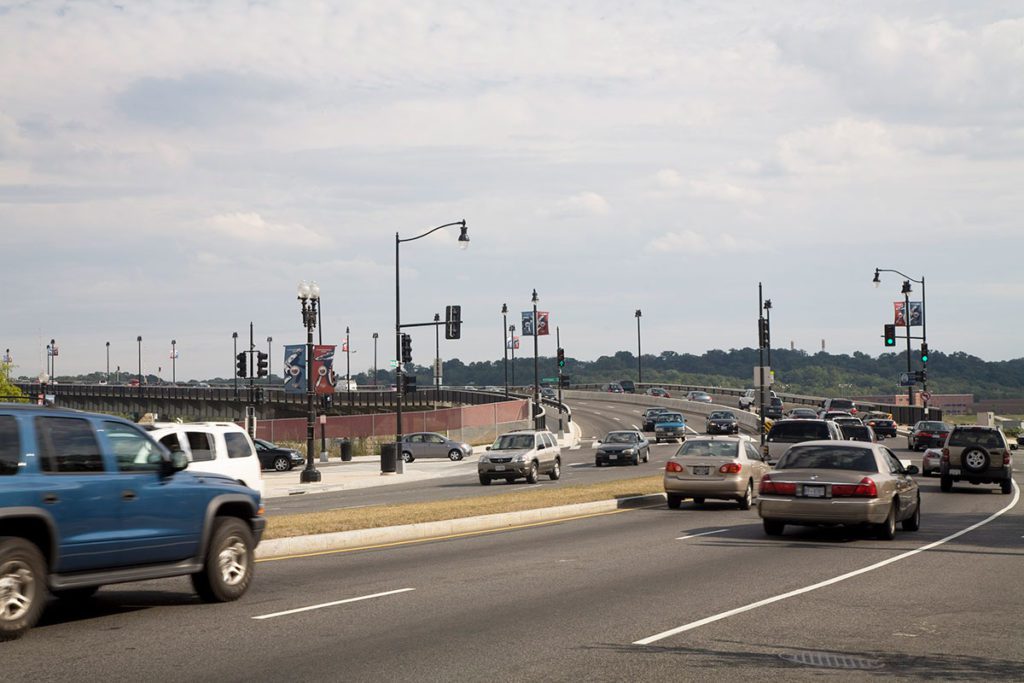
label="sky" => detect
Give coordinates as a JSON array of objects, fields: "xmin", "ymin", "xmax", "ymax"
[{"xmin": 2, "ymin": 1, "xmax": 1023, "ymax": 381}]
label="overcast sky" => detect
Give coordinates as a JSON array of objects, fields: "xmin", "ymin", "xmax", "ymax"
[{"xmin": 2, "ymin": 1, "xmax": 1022, "ymax": 381}]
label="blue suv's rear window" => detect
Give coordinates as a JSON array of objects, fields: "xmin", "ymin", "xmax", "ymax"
[{"xmin": 0, "ymin": 415, "xmax": 20, "ymax": 475}]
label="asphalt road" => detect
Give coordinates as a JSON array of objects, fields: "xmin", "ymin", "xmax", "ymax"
[{"xmin": 8, "ymin": 465, "xmax": 1021, "ymax": 680}]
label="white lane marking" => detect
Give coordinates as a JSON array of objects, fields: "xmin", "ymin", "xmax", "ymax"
[
  {"xmin": 634, "ymin": 480, "xmax": 1020, "ymax": 645},
  {"xmin": 676, "ymin": 529, "xmax": 728, "ymax": 541},
  {"xmin": 613, "ymin": 417, "xmax": 622, "ymax": 422},
  {"xmin": 593, "ymin": 411, "xmax": 603, "ymax": 416},
  {"xmin": 253, "ymin": 588, "xmax": 416, "ymax": 620},
  {"xmin": 685, "ymin": 426, "xmax": 700, "ymax": 434},
  {"xmin": 631, "ymin": 424, "xmax": 641, "ymax": 431}
]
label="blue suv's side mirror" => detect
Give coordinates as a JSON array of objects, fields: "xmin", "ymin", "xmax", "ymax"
[{"xmin": 161, "ymin": 450, "xmax": 189, "ymax": 478}]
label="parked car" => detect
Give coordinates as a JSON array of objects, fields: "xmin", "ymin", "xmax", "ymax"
[
  {"xmin": 400, "ymin": 432, "xmax": 474, "ymax": 462},
  {"xmin": 595, "ymin": 430, "xmax": 650, "ymax": 466},
  {"xmin": 600, "ymin": 383, "xmax": 624, "ymax": 393},
  {"xmin": 821, "ymin": 397, "xmax": 858, "ymax": 415},
  {"xmin": 686, "ymin": 390, "xmax": 714, "ymax": 403},
  {"xmin": 763, "ymin": 419, "xmax": 844, "ymax": 464},
  {"xmin": 478, "ymin": 430, "xmax": 561, "ymax": 485},
  {"xmin": 0, "ymin": 404, "xmax": 265, "ymax": 641},
  {"xmin": 146, "ymin": 422, "xmax": 264, "ymax": 497},
  {"xmin": 908, "ymin": 421, "xmax": 953, "ymax": 451},
  {"xmin": 665, "ymin": 435, "xmax": 769, "ymax": 510},
  {"xmin": 642, "ymin": 407, "xmax": 671, "ymax": 431},
  {"xmin": 864, "ymin": 418, "xmax": 897, "ymax": 439},
  {"xmin": 939, "ymin": 426, "xmax": 1015, "ymax": 494},
  {"xmin": 254, "ymin": 438, "xmax": 304, "ymax": 471},
  {"xmin": 705, "ymin": 410, "xmax": 740, "ymax": 435},
  {"xmin": 786, "ymin": 408, "xmax": 819, "ymax": 420},
  {"xmin": 654, "ymin": 412, "xmax": 688, "ymax": 444},
  {"xmin": 758, "ymin": 441, "xmax": 921, "ymax": 539},
  {"xmin": 840, "ymin": 424, "xmax": 877, "ymax": 443},
  {"xmin": 646, "ymin": 387, "xmax": 671, "ymax": 398},
  {"xmin": 619, "ymin": 380, "xmax": 636, "ymax": 394},
  {"xmin": 921, "ymin": 447, "xmax": 943, "ymax": 476}
]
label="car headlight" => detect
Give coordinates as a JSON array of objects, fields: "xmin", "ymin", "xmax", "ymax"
[
  {"xmin": 461, "ymin": 444, "xmax": 471, "ymax": 452},
  {"xmin": 623, "ymin": 449, "xmax": 635, "ymax": 455},
  {"xmin": 514, "ymin": 454, "xmax": 527, "ymax": 462},
  {"xmin": 478, "ymin": 455, "xmax": 489, "ymax": 463}
]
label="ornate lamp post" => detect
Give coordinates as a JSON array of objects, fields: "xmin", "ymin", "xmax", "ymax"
[
  {"xmin": 171, "ymin": 339, "xmax": 177, "ymax": 384},
  {"xmin": 531, "ymin": 289, "xmax": 540, "ymax": 429},
  {"xmin": 502, "ymin": 303, "xmax": 509, "ymax": 398},
  {"xmin": 297, "ymin": 280, "xmax": 322, "ymax": 483},
  {"xmin": 136, "ymin": 336, "xmax": 143, "ymax": 388},
  {"xmin": 635, "ymin": 309, "xmax": 642, "ymax": 387},
  {"xmin": 509, "ymin": 324, "xmax": 516, "ymax": 386},
  {"xmin": 372, "ymin": 332, "xmax": 379, "ymax": 388},
  {"xmin": 105, "ymin": 341, "xmax": 110, "ymax": 382}
]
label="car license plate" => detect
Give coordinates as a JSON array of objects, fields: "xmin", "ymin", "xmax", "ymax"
[
  {"xmin": 495, "ymin": 465, "xmax": 506, "ymax": 472},
  {"xmin": 609, "ymin": 454, "xmax": 618, "ymax": 460},
  {"xmin": 948, "ymin": 468, "xmax": 960, "ymax": 476},
  {"xmin": 693, "ymin": 466, "xmax": 710, "ymax": 475},
  {"xmin": 804, "ymin": 485, "xmax": 825, "ymax": 498}
]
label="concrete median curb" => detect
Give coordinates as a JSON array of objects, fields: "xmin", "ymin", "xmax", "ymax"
[{"xmin": 256, "ymin": 492, "xmax": 666, "ymax": 559}]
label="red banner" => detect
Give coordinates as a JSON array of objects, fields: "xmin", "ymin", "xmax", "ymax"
[{"xmin": 312, "ymin": 344, "xmax": 336, "ymax": 395}]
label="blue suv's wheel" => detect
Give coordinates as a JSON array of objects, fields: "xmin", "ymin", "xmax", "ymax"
[
  {"xmin": 191, "ymin": 517, "xmax": 254, "ymax": 602},
  {"xmin": 0, "ymin": 538, "xmax": 46, "ymax": 641}
]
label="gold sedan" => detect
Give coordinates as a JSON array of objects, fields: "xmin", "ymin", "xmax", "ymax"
[
  {"xmin": 664, "ymin": 436, "xmax": 770, "ymax": 510},
  {"xmin": 758, "ymin": 441, "xmax": 921, "ymax": 539}
]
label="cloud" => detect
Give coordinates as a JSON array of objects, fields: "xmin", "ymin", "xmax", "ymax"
[
  {"xmin": 205, "ymin": 212, "xmax": 330, "ymax": 247},
  {"xmin": 545, "ymin": 191, "xmax": 610, "ymax": 218},
  {"xmin": 650, "ymin": 168, "xmax": 763, "ymax": 204},
  {"xmin": 645, "ymin": 230, "xmax": 759, "ymax": 254}
]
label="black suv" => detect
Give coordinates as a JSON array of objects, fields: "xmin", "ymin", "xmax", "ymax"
[
  {"xmin": 940, "ymin": 426, "xmax": 1016, "ymax": 494},
  {"xmin": 0, "ymin": 404, "xmax": 265, "ymax": 640}
]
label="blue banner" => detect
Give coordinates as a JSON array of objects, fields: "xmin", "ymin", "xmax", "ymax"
[{"xmin": 283, "ymin": 344, "xmax": 306, "ymax": 393}]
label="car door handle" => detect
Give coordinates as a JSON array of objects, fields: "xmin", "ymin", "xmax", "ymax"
[
  {"xmin": 42, "ymin": 493, "xmax": 59, "ymax": 504},
  {"xmin": 122, "ymin": 490, "xmax": 137, "ymax": 501}
]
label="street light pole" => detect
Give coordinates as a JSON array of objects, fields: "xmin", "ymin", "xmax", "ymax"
[
  {"xmin": 434, "ymin": 313, "xmax": 441, "ymax": 396},
  {"xmin": 137, "ymin": 336, "xmax": 143, "ymax": 388},
  {"xmin": 531, "ymin": 288, "xmax": 540, "ymax": 429},
  {"xmin": 49, "ymin": 339, "xmax": 56, "ymax": 382},
  {"xmin": 874, "ymin": 268, "xmax": 927, "ymax": 413},
  {"xmin": 232, "ymin": 332, "xmax": 238, "ymax": 395},
  {"xmin": 509, "ymin": 324, "xmax": 516, "ymax": 387},
  {"xmin": 372, "ymin": 332, "xmax": 378, "ymax": 388},
  {"xmin": 105, "ymin": 341, "xmax": 110, "ymax": 382},
  {"xmin": 763, "ymin": 299, "xmax": 772, "ymax": 369},
  {"xmin": 171, "ymin": 339, "xmax": 177, "ymax": 384},
  {"xmin": 297, "ymin": 281, "xmax": 322, "ymax": 483},
  {"xmin": 346, "ymin": 326, "xmax": 352, "ymax": 408},
  {"xmin": 395, "ymin": 221, "xmax": 469, "ymax": 475},
  {"xmin": 758, "ymin": 283, "xmax": 766, "ymax": 445},
  {"xmin": 635, "ymin": 309, "xmax": 642, "ymax": 388},
  {"xmin": 267, "ymin": 336, "xmax": 273, "ymax": 385},
  {"xmin": 502, "ymin": 304, "xmax": 509, "ymax": 398}
]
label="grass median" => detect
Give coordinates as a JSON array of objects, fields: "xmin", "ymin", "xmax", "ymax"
[{"xmin": 265, "ymin": 475, "xmax": 664, "ymax": 540}]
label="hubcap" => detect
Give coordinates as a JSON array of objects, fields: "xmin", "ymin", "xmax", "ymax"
[
  {"xmin": 217, "ymin": 536, "xmax": 249, "ymax": 587},
  {"xmin": 275, "ymin": 458, "xmax": 289, "ymax": 471},
  {"xmin": 0, "ymin": 559, "xmax": 34, "ymax": 622},
  {"xmin": 966, "ymin": 452, "xmax": 986, "ymax": 469}
]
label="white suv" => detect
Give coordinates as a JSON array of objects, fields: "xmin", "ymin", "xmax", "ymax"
[{"xmin": 145, "ymin": 422, "xmax": 264, "ymax": 496}]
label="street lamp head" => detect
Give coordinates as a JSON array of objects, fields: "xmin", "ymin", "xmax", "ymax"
[
  {"xmin": 267, "ymin": 336, "xmax": 272, "ymax": 343},
  {"xmin": 457, "ymin": 224, "xmax": 470, "ymax": 250},
  {"xmin": 232, "ymin": 331, "xmax": 238, "ymax": 339},
  {"xmin": 373, "ymin": 332, "xmax": 378, "ymax": 339},
  {"xmin": 172, "ymin": 339, "xmax": 176, "ymax": 345},
  {"xmin": 106, "ymin": 341, "xmax": 110, "ymax": 348},
  {"xmin": 297, "ymin": 280, "xmax": 311, "ymax": 300},
  {"xmin": 764, "ymin": 299, "xmax": 772, "ymax": 311},
  {"xmin": 872, "ymin": 269, "xmax": 881, "ymax": 288},
  {"xmin": 309, "ymin": 281, "xmax": 320, "ymax": 300},
  {"xmin": 509, "ymin": 324, "xmax": 515, "ymax": 333},
  {"xmin": 902, "ymin": 280, "xmax": 912, "ymax": 295},
  {"xmin": 501, "ymin": 303, "xmax": 507, "ymax": 315},
  {"xmin": 434, "ymin": 313, "xmax": 440, "ymax": 322},
  {"xmin": 137, "ymin": 336, "xmax": 142, "ymax": 343},
  {"xmin": 531, "ymin": 288, "xmax": 539, "ymax": 304},
  {"xmin": 635, "ymin": 309, "xmax": 642, "ymax": 318}
]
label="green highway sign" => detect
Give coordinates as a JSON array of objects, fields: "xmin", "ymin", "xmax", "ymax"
[{"xmin": 542, "ymin": 377, "xmax": 558, "ymax": 382}]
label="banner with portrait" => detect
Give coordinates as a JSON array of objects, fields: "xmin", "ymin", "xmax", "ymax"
[
  {"xmin": 313, "ymin": 344, "xmax": 337, "ymax": 395},
  {"xmin": 283, "ymin": 344, "xmax": 306, "ymax": 393},
  {"xmin": 521, "ymin": 311, "xmax": 535, "ymax": 336},
  {"xmin": 536, "ymin": 311, "xmax": 550, "ymax": 336},
  {"xmin": 894, "ymin": 301, "xmax": 923, "ymax": 327}
]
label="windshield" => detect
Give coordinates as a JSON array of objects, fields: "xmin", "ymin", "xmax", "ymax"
[
  {"xmin": 605, "ymin": 432, "xmax": 639, "ymax": 444},
  {"xmin": 777, "ymin": 445, "xmax": 879, "ymax": 472},
  {"xmin": 768, "ymin": 421, "xmax": 830, "ymax": 442},
  {"xmin": 657, "ymin": 413, "xmax": 684, "ymax": 423},
  {"xmin": 829, "ymin": 400, "xmax": 854, "ymax": 410},
  {"xmin": 492, "ymin": 434, "xmax": 535, "ymax": 450},
  {"xmin": 709, "ymin": 412, "xmax": 735, "ymax": 420},
  {"xmin": 917, "ymin": 422, "xmax": 949, "ymax": 431},
  {"xmin": 676, "ymin": 440, "xmax": 738, "ymax": 458}
]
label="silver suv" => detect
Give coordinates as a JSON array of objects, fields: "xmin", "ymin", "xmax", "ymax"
[
  {"xmin": 479, "ymin": 430, "xmax": 562, "ymax": 485},
  {"xmin": 940, "ymin": 426, "xmax": 1016, "ymax": 494}
]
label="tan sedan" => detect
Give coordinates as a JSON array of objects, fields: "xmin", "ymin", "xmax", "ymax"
[
  {"xmin": 758, "ymin": 441, "xmax": 921, "ymax": 540},
  {"xmin": 664, "ymin": 436, "xmax": 770, "ymax": 510}
]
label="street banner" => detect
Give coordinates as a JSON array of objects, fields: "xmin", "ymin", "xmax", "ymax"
[
  {"xmin": 893, "ymin": 302, "xmax": 906, "ymax": 327},
  {"xmin": 521, "ymin": 311, "xmax": 535, "ymax": 336},
  {"xmin": 894, "ymin": 301, "xmax": 924, "ymax": 327},
  {"xmin": 506, "ymin": 336, "xmax": 520, "ymax": 350},
  {"xmin": 536, "ymin": 311, "xmax": 550, "ymax": 336},
  {"xmin": 313, "ymin": 344, "xmax": 337, "ymax": 395},
  {"xmin": 169, "ymin": 350, "xmax": 179, "ymax": 359},
  {"xmin": 1, "ymin": 351, "xmax": 11, "ymax": 364},
  {"xmin": 47, "ymin": 345, "xmax": 59, "ymax": 357},
  {"xmin": 283, "ymin": 344, "xmax": 306, "ymax": 393},
  {"xmin": 341, "ymin": 339, "xmax": 349, "ymax": 352}
]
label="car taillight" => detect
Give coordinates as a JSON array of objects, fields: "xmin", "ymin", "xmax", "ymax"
[
  {"xmin": 941, "ymin": 448, "xmax": 949, "ymax": 462},
  {"xmin": 1004, "ymin": 451, "xmax": 1012, "ymax": 466},
  {"xmin": 759, "ymin": 475, "xmax": 796, "ymax": 495},
  {"xmin": 831, "ymin": 477, "xmax": 877, "ymax": 498},
  {"xmin": 666, "ymin": 461, "xmax": 683, "ymax": 473},
  {"xmin": 719, "ymin": 463, "xmax": 742, "ymax": 474},
  {"xmin": 919, "ymin": 432, "xmax": 932, "ymax": 438}
]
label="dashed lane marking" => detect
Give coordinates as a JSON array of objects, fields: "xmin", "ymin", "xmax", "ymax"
[
  {"xmin": 253, "ymin": 588, "xmax": 416, "ymax": 620},
  {"xmin": 676, "ymin": 529, "xmax": 728, "ymax": 541}
]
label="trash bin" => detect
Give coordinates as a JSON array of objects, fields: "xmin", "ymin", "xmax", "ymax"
[
  {"xmin": 338, "ymin": 438, "xmax": 353, "ymax": 462},
  {"xmin": 380, "ymin": 442, "xmax": 397, "ymax": 473}
]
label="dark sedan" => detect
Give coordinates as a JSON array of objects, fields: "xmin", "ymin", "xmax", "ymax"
[
  {"xmin": 864, "ymin": 418, "xmax": 897, "ymax": 439},
  {"xmin": 595, "ymin": 430, "xmax": 650, "ymax": 466},
  {"xmin": 908, "ymin": 421, "xmax": 952, "ymax": 451},
  {"xmin": 705, "ymin": 410, "xmax": 740, "ymax": 434},
  {"xmin": 642, "ymin": 407, "xmax": 670, "ymax": 431},
  {"xmin": 255, "ymin": 438, "xmax": 305, "ymax": 471}
]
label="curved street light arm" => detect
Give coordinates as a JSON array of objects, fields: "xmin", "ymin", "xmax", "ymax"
[{"xmin": 397, "ymin": 220, "xmax": 466, "ymax": 244}]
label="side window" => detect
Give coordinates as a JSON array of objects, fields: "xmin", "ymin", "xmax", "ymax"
[
  {"xmin": 884, "ymin": 450, "xmax": 902, "ymax": 474},
  {"xmin": 36, "ymin": 416, "xmax": 105, "ymax": 473},
  {"xmin": 224, "ymin": 432, "xmax": 254, "ymax": 459},
  {"xmin": 159, "ymin": 433, "xmax": 183, "ymax": 453},
  {"xmin": 544, "ymin": 434, "xmax": 555, "ymax": 449},
  {"xmin": 409, "ymin": 434, "xmax": 424, "ymax": 443},
  {"xmin": 186, "ymin": 431, "xmax": 215, "ymax": 461},
  {"xmin": 428, "ymin": 435, "xmax": 445, "ymax": 444},
  {"xmin": 0, "ymin": 416, "xmax": 21, "ymax": 475},
  {"xmin": 745, "ymin": 443, "xmax": 762, "ymax": 461},
  {"xmin": 105, "ymin": 421, "xmax": 163, "ymax": 472}
]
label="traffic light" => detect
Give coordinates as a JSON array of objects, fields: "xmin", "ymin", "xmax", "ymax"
[
  {"xmin": 914, "ymin": 369, "xmax": 927, "ymax": 383},
  {"xmin": 445, "ymin": 305, "xmax": 462, "ymax": 340},
  {"xmin": 920, "ymin": 343, "xmax": 929, "ymax": 363},
  {"xmin": 402, "ymin": 374, "xmax": 417, "ymax": 395},
  {"xmin": 758, "ymin": 318, "xmax": 769, "ymax": 348},
  {"xmin": 235, "ymin": 352, "xmax": 247, "ymax": 378},
  {"xmin": 256, "ymin": 351, "xmax": 269, "ymax": 378},
  {"xmin": 884, "ymin": 324, "xmax": 896, "ymax": 347},
  {"xmin": 557, "ymin": 347, "xmax": 565, "ymax": 367},
  {"xmin": 401, "ymin": 334, "xmax": 413, "ymax": 364}
]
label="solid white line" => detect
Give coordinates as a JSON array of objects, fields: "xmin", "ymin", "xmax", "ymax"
[
  {"xmin": 676, "ymin": 529, "xmax": 728, "ymax": 541},
  {"xmin": 253, "ymin": 588, "xmax": 416, "ymax": 620},
  {"xmin": 631, "ymin": 424, "xmax": 641, "ymax": 431},
  {"xmin": 634, "ymin": 481, "xmax": 1020, "ymax": 645}
]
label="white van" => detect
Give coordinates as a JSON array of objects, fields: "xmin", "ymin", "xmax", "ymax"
[{"xmin": 145, "ymin": 422, "xmax": 264, "ymax": 497}]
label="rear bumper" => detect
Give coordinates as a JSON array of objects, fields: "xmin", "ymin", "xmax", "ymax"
[
  {"xmin": 664, "ymin": 476, "xmax": 746, "ymax": 498},
  {"xmin": 758, "ymin": 496, "xmax": 890, "ymax": 525},
  {"xmin": 942, "ymin": 465, "xmax": 1011, "ymax": 484}
]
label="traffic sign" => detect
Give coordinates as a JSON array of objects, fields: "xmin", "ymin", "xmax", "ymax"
[
  {"xmin": 921, "ymin": 390, "xmax": 932, "ymax": 402},
  {"xmin": 898, "ymin": 372, "xmax": 916, "ymax": 387}
]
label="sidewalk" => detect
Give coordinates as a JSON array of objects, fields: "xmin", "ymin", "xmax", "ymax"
[{"xmin": 263, "ymin": 423, "xmax": 583, "ymax": 500}]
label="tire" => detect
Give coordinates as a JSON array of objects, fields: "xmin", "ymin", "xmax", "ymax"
[
  {"xmin": 693, "ymin": 497, "xmax": 705, "ymax": 505},
  {"xmin": 401, "ymin": 451, "xmax": 414, "ymax": 463},
  {"xmin": 940, "ymin": 474, "xmax": 952, "ymax": 492},
  {"xmin": 0, "ymin": 538, "xmax": 46, "ymax": 641},
  {"xmin": 191, "ymin": 517, "xmax": 255, "ymax": 603},
  {"xmin": 525, "ymin": 461, "xmax": 539, "ymax": 484},
  {"xmin": 51, "ymin": 586, "xmax": 99, "ymax": 601},
  {"xmin": 632, "ymin": 453, "xmax": 640, "ymax": 466},
  {"xmin": 479, "ymin": 475, "xmax": 491, "ymax": 486},
  {"xmin": 643, "ymin": 449, "xmax": 650, "ymax": 464},
  {"xmin": 548, "ymin": 458, "xmax": 561, "ymax": 481},
  {"xmin": 875, "ymin": 502, "xmax": 897, "ymax": 540},
  {"xmin": 907, "ymin": 439, "xmax": 914, "ymax": 451},
  {"xmin": 1001, "ymin": 478, "xmax": 1013, "ymax": 495},
  {"xmin": 448, "ymin": 449, "xmax": 463, "ymax": 461},
  {"xmin": 902, "ymin": 495, "xmax": 921, "ymax": 531},
  {"xmin": 595, "ymin": 460, "xmax": 603, "ymax": 468},
  {"xmin": 763, "ymin": 519, "xmax": 785, "ymax": 536},
  {"xmin": 962, "ymin": 448, "xmax": 990, "ymax": 473},
  {"xmin": 272, "ymin": 456, "xmax": 290, "ymax": 472},
  {"xmin": 738, "ymin": 482, "xmax": 753, "ymax": 510},
  {"xmin": 667, "ymin": 494, "xmax": 682, "ymax": 510}
]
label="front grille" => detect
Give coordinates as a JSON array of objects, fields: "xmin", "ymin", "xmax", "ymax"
[{"xmin": 490, "ymin": 457, "xmax": 513, "ymax": 464}]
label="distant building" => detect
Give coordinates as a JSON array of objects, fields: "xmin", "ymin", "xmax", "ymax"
[{"xmin": 855, "ymin": 393, "xmax": 973, "ymax": 416}]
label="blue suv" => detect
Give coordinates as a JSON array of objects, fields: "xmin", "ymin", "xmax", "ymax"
[{"xmin": 0, "ymin": 404, "xmax": 265, "ymax": 640}]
